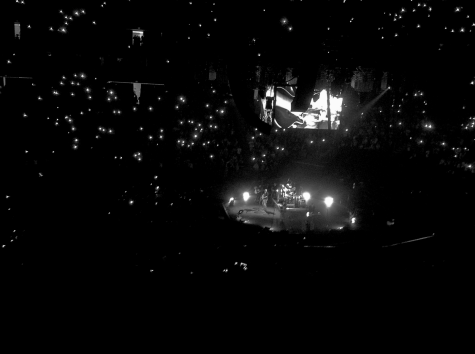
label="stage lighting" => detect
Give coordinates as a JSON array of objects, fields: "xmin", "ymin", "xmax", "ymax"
[
  {"xmin": 243, "ymin": 192, "xmax": 250, "ymax": 202},
  {"xmin": 324, "ymin": 197, "xmax": 334, "ymax": 208},
  {"xmin": 303, "ymin": 192, "xmax": 311, "ymax": 201}
]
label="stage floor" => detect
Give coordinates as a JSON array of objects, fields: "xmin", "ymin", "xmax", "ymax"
[{"xmin": 225, "ymin": 198, "xmax": 351, "ymax": 233}]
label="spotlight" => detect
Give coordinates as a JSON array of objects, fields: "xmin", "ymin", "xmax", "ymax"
[
  {"xmin": 243, "ymin": 192, "xmax": 250, "ymax": 202},
  {"xmin": 324, "ymin": 197, "xmax": 334, "ymax": 208},
  {"xmin": 303, "ymin": 192, "xmax": 311, "ymax": 202}
]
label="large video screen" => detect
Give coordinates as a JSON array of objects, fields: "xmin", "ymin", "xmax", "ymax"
[{"xmin": 274, "ymin": 86, "xmax": 342, "ymax": 130}]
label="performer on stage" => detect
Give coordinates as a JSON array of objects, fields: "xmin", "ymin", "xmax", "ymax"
[
  {"xmin": 261, "ymin": 189, "xmax": 269, "ymax": 208},
  {"xmin": 272, "ymin": 183, "xmax": 279, "ymax": 201},
  {"xmin": 255, "ymin": 185, "xmax": 262, "ymax": 203},
  {"xmin": 254, "ymin": 185, "xmax": 260, "ymax": 203}
]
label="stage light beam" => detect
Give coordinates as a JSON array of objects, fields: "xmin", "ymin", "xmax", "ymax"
[{"xmin": 324, "ymin": 197, "xmax": 334, "ymax": 208}]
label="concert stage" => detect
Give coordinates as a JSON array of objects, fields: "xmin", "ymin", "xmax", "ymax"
[{"xmin": 225, "ymin": 196, "xmax": 352, "ymax": 234}]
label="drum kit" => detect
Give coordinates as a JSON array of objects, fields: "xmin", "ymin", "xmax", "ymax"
[{"xmin": 280, "ymin": 182, "xmax": 304, "ymax": 208}]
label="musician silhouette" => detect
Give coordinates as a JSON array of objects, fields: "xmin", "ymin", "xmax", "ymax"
[{"xmin": 261, "ymin": 189, "xmax": 269, "ymax": 208}]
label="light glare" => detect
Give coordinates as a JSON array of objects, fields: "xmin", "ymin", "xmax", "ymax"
[{"xmin": 324, "ymin": 197, "xmax": 334, "ymax": 208}]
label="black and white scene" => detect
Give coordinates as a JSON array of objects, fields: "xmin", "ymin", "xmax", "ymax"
[{"xmin": 2, "ymin": 0, "xmax": 474, "ymax": 280}]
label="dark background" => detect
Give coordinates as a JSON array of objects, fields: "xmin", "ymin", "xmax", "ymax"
[{"xmin": 1, "ymin": 0, "xmax": 473, "ymax": 277}]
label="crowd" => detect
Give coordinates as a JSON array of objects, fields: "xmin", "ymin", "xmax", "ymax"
[
  {"xmin": 337, "ymin": 105, "xmax": 474, "ymax": 176},
  {"xmin": 2, "ymin": 50, "xmax": 474, "ymax": 276}
]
